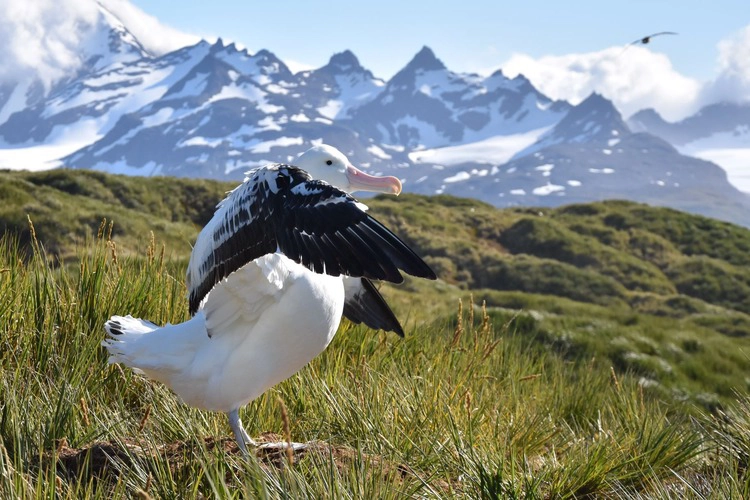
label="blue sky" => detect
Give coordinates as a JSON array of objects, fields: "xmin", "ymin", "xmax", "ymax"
[{"xmin": 130, "ymin": 0, "xmax": 747, "ymax": 82}]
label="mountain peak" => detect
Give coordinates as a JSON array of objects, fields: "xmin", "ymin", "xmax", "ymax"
[
  {"xmin": 254, "ymin": 48, "xmax": 280, "ymax": 61},
  {"xmin": 323, "ymin": 50, "xmax": 365, "ymax": 73},
  {"xmin": 515, "ymin": 93, "xmax": 629, "ymax": 154},
  {"xmin": 209, "ymin": 38, "xmax": 227, "ymax": 54},
  {"xmin": 329, "ymin": 50, "xmax": 359, "ymax": 66},
  {"xmin": 405, "ymin": 46, "xmax": 446, "ymax": 72},
  {"xmin": 578, "ymin": 92, "xmax": 608, "ymax": 108},
  {"xmin": 553, "ymin": 93, "xmax": 629, "ymax": 141},
  {"xmin": 81, "ymin": 3, "xmax": 150, "ymax": 70},
  {"xmin": 630, "ymin": 107, "xmax": 664, "ymax": 121},
  {"xmin": 628, "ymin": 107, "xmax": 668, "ymax": 133}
]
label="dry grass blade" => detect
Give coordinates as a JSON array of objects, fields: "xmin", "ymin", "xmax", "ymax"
[{"xmin": 278, "ymin": 396, "xmax": 294, "ymax": 466}]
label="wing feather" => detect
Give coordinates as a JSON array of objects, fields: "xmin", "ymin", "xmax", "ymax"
[
  {"xmin": 186, "ymin": 164, "xmax": 436, "ymax": 314},
  {"xmin": 342, "ymin": 277, "xmax": 404, "ymax": 336}
]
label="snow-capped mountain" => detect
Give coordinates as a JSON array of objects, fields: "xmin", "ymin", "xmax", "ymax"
[
  {"xmin": 295, "ymin": 50, "xmax": 385, "ymax": 120},
  {"xmin": 346, "ymin": 46, "xmax": 569, "ymax": 149},
  {"xmin": 405, "ymin": 94, "xmax": 750, "ymax": 226},
  {"xmin": 0, "ymin": 3, "xmax": 148, "ymax": 144},
  {"xmin": 0, "ymin": 6, "xmax": 748, "ymax": 227},
  {"xmin": 629, "ymin": 102, "xmax": 750, "ymax": 146},
  {"xmin": 629, "ymin": 101, "xmax": 750, "ymax": 194},
  {"xmin": 513, "ymin": 93, "xmax": 629, "ymax": 158}
]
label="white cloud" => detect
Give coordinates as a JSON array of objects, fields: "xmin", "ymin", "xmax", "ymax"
[
  {"xmin": 0, "ymin": 0, "xmax": 198, "ymax": 87},
  {"xmin": 700, "ymin": 24, "xmax": 750, "ymax": 106},
  {"xmin": 0, "ymin": 0, "xmax": 100, "ymax": 84},
  {"xmin": 501, "ymin": 46, "xmax": 702, "ymax": 122}
]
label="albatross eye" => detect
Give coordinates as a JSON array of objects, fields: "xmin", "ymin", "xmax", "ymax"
[{"xmin": 326, "ymin": 160, "xmax": 333, "ymax": 165}]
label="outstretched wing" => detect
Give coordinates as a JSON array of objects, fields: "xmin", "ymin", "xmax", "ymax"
[
  {"xmin": 186, "ymin": 164, "xmax": 436, "ymax": 314},
  {"xmin": 629, "ymin": 31, "xmax": 678, "ymax": 45}
]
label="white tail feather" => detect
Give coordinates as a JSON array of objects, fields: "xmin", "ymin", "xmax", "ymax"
[
  {"xmin": 102, "ymin": 315, "xmax": 160, "ymax": 374},
  {"xmin": 102, "ymin": 314, "xmax": 207, "ymax": 381}
]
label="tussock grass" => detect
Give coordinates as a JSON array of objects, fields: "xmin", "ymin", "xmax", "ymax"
[{"xmin": 0, "ymin": 226, "xmax": 747, "ymax": 497}]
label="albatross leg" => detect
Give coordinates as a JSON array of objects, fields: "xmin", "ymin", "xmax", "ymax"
[{"xmin": 228, "ymin": 409, "xmax": 256, "ymax": 456}]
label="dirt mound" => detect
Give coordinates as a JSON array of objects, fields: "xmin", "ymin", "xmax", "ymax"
[{"xmin": 49, "ymin": 432, "xmax": 416, "ymax": 482}]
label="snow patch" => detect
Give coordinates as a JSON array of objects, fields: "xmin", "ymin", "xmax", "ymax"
[
  {"xmin": 0, "ymin": 120, "xmax": 102, "ymax": 170},
  {"xmin": 409, "ymin": 128, "xmax": 549, "ymax": 166},
  {"xmin": 318, "ymin": 100, "xmax": 343, "ymax": 119},
  {"xmin": 680, "ymin": 130, "xmax": 750, "ymax": 193},
  {"xmin": 535, "ymin": 163, "xmax": 554, "ymax": 176},
  {"xmin": 250, "ymin": 136, "xmax": 304, "ymax": 154},
  {"xmin": 532, "ymin": 183, "xmax": 565, "ymax": 196},
  {"xmin": 142, "ymin": 107, "xmax": 174, "ymax": 128},
  {"xmin": 685, "ymin": 148, "xmax": 750, "ymax": 193},
  {"xmin": 181, "ymin": 136, "xmax": 223, "ymax": 148},
  {"xmin": 444, "ymin": 171, "xmax": 471, "ymax": 183},
  {"xmin": 366, "ymin": 144, "xmax": 392, "ymax": 160},
  {"xmin": 258, "ymin": 116, "xmax": 282, "ymax": 131},
  {"xmin": 0, "ymin": 80, "xmax": 32, "ymax": 125},
  {"xmin": 382, "ymin": 144, "xmax": 405, "ymax": 152}
]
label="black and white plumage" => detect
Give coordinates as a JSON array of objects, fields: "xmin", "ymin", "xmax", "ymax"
[
  {"xmin": 102, "ymin": 144, "xmax": 436, "ymax": 455},
  {"xmin": 186, "ymin": 163, "xmax": 434, "ymax": 316}
]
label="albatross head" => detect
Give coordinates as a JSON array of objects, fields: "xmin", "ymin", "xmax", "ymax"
[{"xmin": 295, "ymin": 144, "xmax": 402, "ymax": 195}]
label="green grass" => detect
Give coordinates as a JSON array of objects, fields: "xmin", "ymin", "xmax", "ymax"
[
  {"xmin": 0, "ymin": 221, "xmax": 744, "ymax": 497},
  {"xmin": 3, "ymin": 169, "xmax": 750, "ymax": 496},
  {"xmin": 0, "ymin": 231, "xmax": 728, "ymax": 497}
]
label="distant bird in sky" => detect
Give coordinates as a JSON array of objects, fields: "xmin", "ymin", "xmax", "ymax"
[
  {"xmin": 619, "ymin": 32, "xmax": 677, "ymax": 56},
  {"xmin": 102, "ymin": 144, "xmax": 436, "ymax": 456},
  {"xmin": 630, "ymin": 32, "xmax": 678, "ymax": 46}
]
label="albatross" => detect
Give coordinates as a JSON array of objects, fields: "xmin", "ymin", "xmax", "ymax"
[{"xmin": 102, "ymin": 144, "xmax": 436, "ymax": 454}]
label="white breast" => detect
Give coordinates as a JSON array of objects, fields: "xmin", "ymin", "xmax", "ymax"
[{"xmin": 177, "ymin": 254, "xmax": 345, "ymax": 411}]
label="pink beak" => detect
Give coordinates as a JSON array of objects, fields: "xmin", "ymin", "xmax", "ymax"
[{"xmin": 346, "ymin": 165, "xmax": 402, "ymax": 195}]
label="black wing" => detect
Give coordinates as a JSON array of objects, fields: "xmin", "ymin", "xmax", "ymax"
[
  {"xmin": 186, "ymin": 164, "xmax": 436, "ymax": 314},
  {"xmin": 343, "ymin": 277, "xmax": 404, "ymax": 337}
]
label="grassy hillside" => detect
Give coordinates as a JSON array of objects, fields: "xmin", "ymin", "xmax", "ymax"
[
  {"xmin": 0, "ymin": 169, "xmax": 228, "ymax": 259},
  {"xmin": 2, "ymin": 168, "xmax": 750, "ymax": 407},
  {"xmin": 2, "ymin": 168, "xmax": 750, "ymax": 496}
]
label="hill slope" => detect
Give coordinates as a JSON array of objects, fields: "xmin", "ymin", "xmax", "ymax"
[
  {"xmin": 3, "ymin": 169, "xmax": 750, "ymax": 496},
  {"xmin": 2, "ymin": 168, "xmax": 750, "ymax": 406}
]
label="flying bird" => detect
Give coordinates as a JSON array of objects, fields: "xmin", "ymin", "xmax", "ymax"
[
  {"xmin": 631, "ymin": 31, "xmax": 678, "ymax": 45},
  {"xmin": 102, "ymin": 144, "xmax": 437, "ymax": 455},
  {"xmin": 619, "ymin": 32, "xmax": 677, "ymax": 56}
]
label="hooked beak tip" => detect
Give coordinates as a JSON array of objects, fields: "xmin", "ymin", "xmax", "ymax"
[{"xmin": 346, "ymin": 165, "xmax": 403, "ymax": 196}]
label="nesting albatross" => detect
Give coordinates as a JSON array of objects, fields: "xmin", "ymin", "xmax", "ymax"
[{"xmin": 102, "ymin": 144, "xmax": 436, "ymax": 454}]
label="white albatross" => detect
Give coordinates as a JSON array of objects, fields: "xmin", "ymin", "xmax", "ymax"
[{"xmin": 102, "ymin": 144, "xmax": 436, "ymax": 455}]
